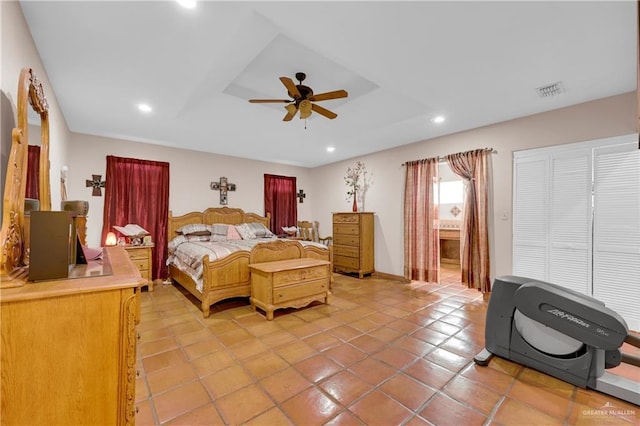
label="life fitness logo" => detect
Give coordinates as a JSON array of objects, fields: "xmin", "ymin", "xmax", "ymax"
[{"xmin": 541, "ymin": 303, "xmax": 612, "ymax": 337}]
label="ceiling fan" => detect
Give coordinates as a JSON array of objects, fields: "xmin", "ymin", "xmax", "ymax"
[{"xmin": 249, "ymin": 72, "xmax": 348, "ymax": 121}]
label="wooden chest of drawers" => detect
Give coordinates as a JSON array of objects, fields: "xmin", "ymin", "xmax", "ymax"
[
  {"xmin": 249, "ymin": 258, "xmax": 331, "ymax": 320},
  {"xmin": 124, "ymin": 244, "xmax": 153, "ymax": 291},
  {"xmin": 333, "ymin": 212, "xmax": 375, "ymax": 278}
]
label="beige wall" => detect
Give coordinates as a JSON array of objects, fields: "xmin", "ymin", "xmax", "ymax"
[
  {"xmin": 68, "ymin": 93, "xmax": 635, "ymax": 276},
  {"xmin": 311, "ymin": 92, "xmax": 637, "ymax": 278},
  {"xmin": 3, "ymin": 1, "xmax": 637, "ymax": 280},
  {"xmin": 67, "ymin": 133, "xmax": 314, "ymax": 247},
  {"xmin": 1, "ymin": 0, "xmax": 71, "ymax": 212}
]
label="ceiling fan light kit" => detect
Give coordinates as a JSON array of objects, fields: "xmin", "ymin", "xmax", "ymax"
[
  {"xmin": 249, "ymin": 72, "xmax": 348, "ymax": 122},
  {"xmin": 299, "ymin": 100, "xmax": 312, "ymax": 119}
]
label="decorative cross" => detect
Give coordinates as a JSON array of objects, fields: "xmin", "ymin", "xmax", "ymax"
[
  {"xmin": 297, "ymin": 189, "xmax": 306, "ymax": 203},
  {"xmin": 210, "ymin": 176, "xmax": 236, "ymax": 205},
  {"xmin": 86, "ymin": 174, "xmax": 106, "ymax": 196}
]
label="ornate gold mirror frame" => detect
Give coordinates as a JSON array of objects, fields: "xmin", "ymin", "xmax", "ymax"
[{"xmin": 0, "ymin": 67, "xmax": 50, "ymax": 286}]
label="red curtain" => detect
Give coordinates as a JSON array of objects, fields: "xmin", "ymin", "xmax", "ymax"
[
  {"xmin": 102, "ymin": 156, "xmax": 170, "ymax": 280},
  {"xmin": 26, "ymin": 145, "xmax": 40, "ymax": 200},
  {"xmin": 264, "ymin": 174, "xmax": 297, "ymax": 234},
  {"xmin": 403, "ymin": 158, "xmax": 440, "ymax": 282}
]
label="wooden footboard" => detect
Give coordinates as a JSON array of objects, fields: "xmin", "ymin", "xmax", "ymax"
[
  {"xmin": 303, "ymin": 244, "xmax": 333, "ymax": 286},
  {"xmin": 169, "ymin": 252, "xmax": 252, "ymax": 318}
]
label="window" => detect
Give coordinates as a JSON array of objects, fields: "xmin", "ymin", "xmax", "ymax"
[{"xmin": 434, "ymin": 179, "xmax": 464, "ymax": 219}]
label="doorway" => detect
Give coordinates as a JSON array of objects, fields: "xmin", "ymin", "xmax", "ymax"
[{"xmin": 436, "ymin": 163, "xmax": 464, "ymax": 271}]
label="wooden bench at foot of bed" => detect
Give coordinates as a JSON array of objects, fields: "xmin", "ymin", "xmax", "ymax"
[
  {"xmin": 249, "ymin": 257, "xmax": 331, "ymax": 320},
  {"xmin": 249, "ymin": 239, "xmax": 331, "ymax": 320}
]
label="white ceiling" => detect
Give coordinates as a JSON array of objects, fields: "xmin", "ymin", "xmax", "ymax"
[{"xmin": 19, "ymin": 1, "xmax": 637, "ymax": 168}]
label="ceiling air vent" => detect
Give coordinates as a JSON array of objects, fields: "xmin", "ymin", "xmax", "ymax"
[{"xmin": 536, "ymin": 81, "xmax": 564, "ymax": 98}]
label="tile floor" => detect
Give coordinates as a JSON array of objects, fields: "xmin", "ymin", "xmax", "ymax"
[{"xmin": 135, "ymin": 267, "xmax": 640, "ymax": 425}]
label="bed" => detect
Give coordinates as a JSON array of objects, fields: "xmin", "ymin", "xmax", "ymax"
[{"xmin": 167, "ymin": 207, "xmax": 332, "ymax": 317}]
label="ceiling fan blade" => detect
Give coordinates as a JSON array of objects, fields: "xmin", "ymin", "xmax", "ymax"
[
  {"xmin": 283, "ymin": 104, "xmax": 298, "ymax": 121},
  {"xmin": 309, "ymin": 90, "xmax": 348, "ymax": 102},
  {"xmin": 249, "ymin": 99, "xmax": 291, "ymax": 103},
  {"xmin": 311, "ymin": 103, "xmax": 337, "ymax": 119},
  {"xmin": 280, "ymin": 77, "xmax": 301, "ymax": 99}
]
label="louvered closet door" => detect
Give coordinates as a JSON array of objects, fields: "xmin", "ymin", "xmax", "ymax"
[
  {"xmin": 548, "ymin": 151, "xmax": 592, "ymax": 294},
  {"xmin": 513, "ymin": 150, "xmax": 592, "ymax": 294},
  {"xmin": 513, "ymin": 134, "xmax": 639, "ymax": 332},
  {"xmin": 593, "ymin": 145, "xmax": 640, "ymax": 331},
  {"xmin": 513, "ymin": 156, "xmax": 549, "ymax": 281}
]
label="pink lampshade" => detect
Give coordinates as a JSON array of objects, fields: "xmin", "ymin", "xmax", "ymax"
[{"xmin": 105, "ymin": 231, "xmax": 117, "ymax": 246}]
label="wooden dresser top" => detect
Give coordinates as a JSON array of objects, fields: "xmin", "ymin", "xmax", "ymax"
[{"xmin": 1, "ymin": 246, "xmax": 144, "ymax": 303}]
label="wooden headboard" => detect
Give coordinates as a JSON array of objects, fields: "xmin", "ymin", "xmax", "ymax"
[{"xmin": 168, "ymin": 207, "xmax": 271, "ymax": 237}]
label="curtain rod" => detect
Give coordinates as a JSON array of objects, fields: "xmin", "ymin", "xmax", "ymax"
[{"xmin": 401, "ymin": 147, "xmax": 497, "ymax": 166}]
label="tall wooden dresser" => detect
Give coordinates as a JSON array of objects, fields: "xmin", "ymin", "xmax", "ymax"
[
  {"xmin": 1, "ymin": 246, "xmax": 143, "ymax": 425},
  {"xmin": 332, "ymin": 212, "xmax": 375, "ymax": 278}
]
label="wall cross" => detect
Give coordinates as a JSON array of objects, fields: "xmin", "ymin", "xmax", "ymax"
[
  {"xmin": 297, "ymin": 189, "xmax": 306, "ymax": 203},
  {"xmin": 86, "ymin": 174, "xmax": 106, "ymax": 196},
  {"xmin": 210, "ymin": 176, "xmax": 236, "ymax": 205}
]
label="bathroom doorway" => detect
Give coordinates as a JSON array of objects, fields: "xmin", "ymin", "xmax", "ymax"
[{"xmin": 436, "ymin": 163, "xmax": 464, "ymax": 271}]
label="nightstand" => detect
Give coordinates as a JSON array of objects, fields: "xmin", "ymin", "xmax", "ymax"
[{"xmin": 123, "ymin": 244, "xmax": 154, "ymax": 292}]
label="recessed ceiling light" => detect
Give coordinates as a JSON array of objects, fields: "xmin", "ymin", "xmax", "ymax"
[
  {"xmin": 432, "ymin": 115, "xmax": 445, "ymax": 124},
  {"xmin": 176, "ymin": 0, "xmax": 197, "ymax": 9},
  {"xmin": 326, "ymin": 146, "xmax": 335, "ymax": 153},
  {"xmin": 137, "ymin": 103, "xmax": 152, "ymax": 113}
]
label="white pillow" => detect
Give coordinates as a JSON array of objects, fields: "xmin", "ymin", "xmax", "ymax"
[
  {"xmin": 245, "ymin": 222, "xmax": 275, "ymax": 238},
  {"xmin": 235, "ymin": 223, "xmax": 256, "ymax": 240},
  {"xmin": 210, "ymin": 223, "xmax": 229, "ymax": 237}
]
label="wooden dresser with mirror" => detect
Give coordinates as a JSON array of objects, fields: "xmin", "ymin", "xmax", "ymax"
[{"xmin": 0, "ymin": 67, "xmax": 143, "ymax": 425}]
